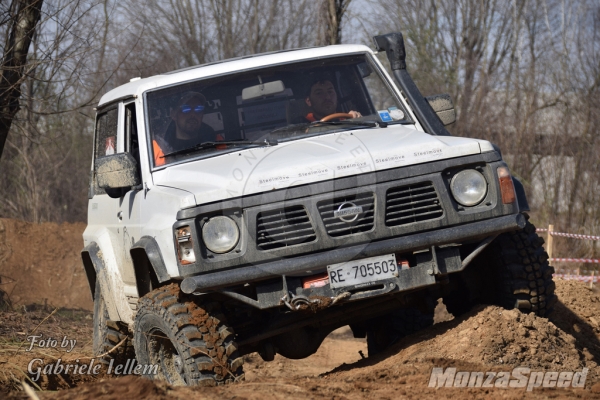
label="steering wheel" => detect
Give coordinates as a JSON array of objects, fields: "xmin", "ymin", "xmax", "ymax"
[{"xmin": 319, "ymin": 113, "xmax": 354, "ymax": 122}]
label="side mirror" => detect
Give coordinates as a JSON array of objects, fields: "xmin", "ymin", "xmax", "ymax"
[
  {"xmin": 425, "ymin": 94, "xmax": 456, "ymax": 126},
  {"xmin": 95, "ymin": 153, "xmax": 140, "ymax": 196}
]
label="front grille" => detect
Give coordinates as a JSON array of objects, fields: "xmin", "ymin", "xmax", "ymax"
[
  {"xmin": 256, "ymin": 206, "xmax": 316, "ymax": 250},
  {"xmin": 385, "ymin": 182, "xmax": 443, "ymax": 226},
  {"xmin": 317, "ymin": 193, "xmax": 375, "ymax": 237}
]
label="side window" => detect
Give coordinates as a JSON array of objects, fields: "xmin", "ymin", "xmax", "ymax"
[
  {"xmin": 125, "ymin": 103, "xmax": 142, "ymax": 184},
  {"xmin": 92, "ymin": 108, "xmax": 118, "ymax": 195}
]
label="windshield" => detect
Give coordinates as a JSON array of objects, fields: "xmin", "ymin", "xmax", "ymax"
[{"xmin": 146, "ymin": 54, "xmax": 412, "ymax": 167}]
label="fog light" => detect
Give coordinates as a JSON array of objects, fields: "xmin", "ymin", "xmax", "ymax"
[
  {"xmin": 497, "ymin": 166, "xmax": 516, "ymax": 204},
  {"xmin": 176, "ymin": 226, "xmax": 196, "ymax": 265}
]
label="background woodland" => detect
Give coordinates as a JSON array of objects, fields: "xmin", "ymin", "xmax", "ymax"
[{"xmin": 0, "ymin": 0, "xmax": 598, "ymax": 262}]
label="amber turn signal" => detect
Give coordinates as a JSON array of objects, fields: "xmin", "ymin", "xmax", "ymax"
[{"xmin": 497, "ymin": 166, "xmax": 516, "ymax": 204}]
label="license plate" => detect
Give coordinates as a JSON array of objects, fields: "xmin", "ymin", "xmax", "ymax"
[{"xmin": 327, "ymin": 254, "xmax": 398, "ymax": 289}]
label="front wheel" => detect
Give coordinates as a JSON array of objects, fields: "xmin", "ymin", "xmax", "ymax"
[
  {"xmin": 490, "ymin": 218, "xmax": 557, "ymax": 316},
  {"xmin": 460, "ymin": 217, "xmax": 557, "ymax": 317},
  {"xmin": 134, "ymin": 284, "xmax": 244, "ymax": 386}
]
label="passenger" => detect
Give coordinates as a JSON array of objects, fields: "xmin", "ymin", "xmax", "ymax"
[
  {"xmin": 153, "ymin": 91, "xmax": 223, "ymax": 166},
  {"xmin": 303, "ymin": 79, "xmax": 361, "ymax": 122}
]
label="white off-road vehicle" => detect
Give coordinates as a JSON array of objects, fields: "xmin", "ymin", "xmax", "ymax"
[{"xmin": 82, "ymin": 32, "xmax": 555, "ymax": 386}]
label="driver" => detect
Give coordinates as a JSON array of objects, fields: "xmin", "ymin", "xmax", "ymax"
[
  {"xmin": 303, "ymin": 79, "xmax": 361, "ymax": 122},
  {"xmin": 153, "ymin": 91, "xmax": 223, "ymax": 166}
]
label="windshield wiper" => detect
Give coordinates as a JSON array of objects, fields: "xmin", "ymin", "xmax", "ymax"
[
  {"xmin": 268, "ymin": 123, "xmax": 311, "ymax": 135},
  {"xmin": 311, "ymin": 120, "xmax": 388, "ymax": 128},
  {"xmin": 268, "ymin": 119, "xmax": 387, "ymax": 136},
  {"xmin": 162, "ymin": 139, "xmax": 278, "ymax": 158}
]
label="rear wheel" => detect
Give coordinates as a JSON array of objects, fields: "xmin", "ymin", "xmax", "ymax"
[
  {"xmin": 442, "ymin": 276, "xmax": 474, "ymax": 317},
  {"xmin": 134, "ymin": 284, "xmax": 244, "ymax": 386},
  {"xmin": 366, "ymin": 308, "xmax": 434, "ymax": 356},
  {"xmin": 92, "ymin": 279, "xmax": 134, "ymax": 365}
]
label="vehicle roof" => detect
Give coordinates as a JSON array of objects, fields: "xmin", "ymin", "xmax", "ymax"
[{"xmin": 97, "ymin": 44, "xmax": 375, "ymax": 108}]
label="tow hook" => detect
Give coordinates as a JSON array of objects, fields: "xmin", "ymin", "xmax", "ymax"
[
  {"xmin": 281, "ymin": 293, "xmax": 320, "ymax": 311},
  {"xmin": 281, "ymin": 291, "xmax": 352, "ymax": 311},
  {"xmin": 331, "ymin": 291, "xmax": 351, "ymax": 305}
]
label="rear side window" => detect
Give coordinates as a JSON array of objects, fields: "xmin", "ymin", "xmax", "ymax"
[
  {"xmin": 95, "ymin": 108, "xmax": 118, "ymax": 159},
  {"xmin": 91, "ymin": 108, "xmax": 118, "ymax": 196}
]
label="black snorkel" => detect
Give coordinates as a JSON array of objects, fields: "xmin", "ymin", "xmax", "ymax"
[{"xmin": 373, "ymin": 32, "xmax": 451, "ymax": 136}]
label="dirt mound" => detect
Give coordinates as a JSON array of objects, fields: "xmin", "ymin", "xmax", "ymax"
[
  {"xmin": 368, "ymin": 304, "xmax": 593, "ymax": 370},
  {"xmin": 0, "ymin": 219, "xmax": 91, "ymax": 311},
  {"xmin": 321, "ymin": 280, "xmax": 599, "ymax": 395},
  {"xmin": 2, "ymin": 278, "xmax": 600, "ymax": 398}
]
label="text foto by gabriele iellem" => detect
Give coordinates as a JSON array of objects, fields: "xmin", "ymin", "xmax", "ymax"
[{"xmin": 24, "ymin": 334, "xmax": 158, "ymax": 381}]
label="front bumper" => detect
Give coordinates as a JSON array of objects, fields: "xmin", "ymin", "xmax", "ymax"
[{"xmin": 181, "ymin": 213, "xmax": 525, "ymax": 294}]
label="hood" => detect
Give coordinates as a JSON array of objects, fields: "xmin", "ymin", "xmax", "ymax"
[{"xmin": 152, "ymin": 124, "xmax": 495, "ymax": 207}]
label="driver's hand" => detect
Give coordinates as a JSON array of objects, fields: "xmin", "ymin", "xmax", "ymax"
[{"xmin": 348, "ymin": 110, "xmax": 362, "ymax": 119}]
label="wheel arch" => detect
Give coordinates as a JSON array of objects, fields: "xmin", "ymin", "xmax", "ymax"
[
  {"xmin": 81, "ymin": 241, "xmax": 121, "ymax": 321},
  {"xmin": 81, "ymin": 243, "xmax": 99, "ymax": 301},
  {"xmin": 130, "ymin": 236, "xmax": 170, "ymax": 298},
  {"xmin": 512, "ymin": 177, "xmax": 530, "ymax": 212}
]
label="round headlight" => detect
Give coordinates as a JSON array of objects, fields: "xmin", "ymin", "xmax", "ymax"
[
  {"xmin": 202, "ymin": 216, "xmax": 239, "ymax": 254},
  {"xmin": 450, "ymin": 169, "xmax": 488, "ymax": 206}
]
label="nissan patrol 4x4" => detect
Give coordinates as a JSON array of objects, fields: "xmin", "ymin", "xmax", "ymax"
[{"xmin": 82, "ymin": 32, "xmax": 555, "ymax": 386}]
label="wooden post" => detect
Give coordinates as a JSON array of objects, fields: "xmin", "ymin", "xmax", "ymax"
[
  {"xmin": 591, "ymin": 271, "xmax": 595, "ymax": 289},
  {"xmin": 547, "ymin": 224, "xmax": 554, "ymax": 261}
]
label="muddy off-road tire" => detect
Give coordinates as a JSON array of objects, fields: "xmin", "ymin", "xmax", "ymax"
[
  {"xmin": 366, "ymin": 308, "xmax": 434, "ymax": 356},
  {"xmin": 447, "ymin": 217, "xmax": 557, "ymax": 318},
  {"xmin": 134, "ymin": 284, "xmax": 244, "ymax": 386},
  {"xmin": 93, "ymin": 279, "xmax": 134, "ymax": 365},
  {"xmin": 489, "ymin": 218, "xmax": 557, "ymax": 317}
]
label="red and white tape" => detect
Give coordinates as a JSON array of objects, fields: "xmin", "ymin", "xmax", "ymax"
[
  {"xmin": 551, "ymin": 257, "xmax": 600, "ymax": 264},
  {"xmin": 553, "ymin": 274, "xmax": 599, "ymax": 283},
  {"xmin": 536, "ymin": 229, "xmax": 600, "ymax": 241}
]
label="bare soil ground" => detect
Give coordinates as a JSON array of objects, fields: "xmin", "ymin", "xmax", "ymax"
[
  {"xmin": 1, "ymin": 220, "xmax": 600, "ymax": 399},
  {"xmin": 0, "ymin": 307, "xmax": 98, "ymax": 392},
  {"xmin": 0, "ymin": 219, "xmax": 91, "ymax": 311}
]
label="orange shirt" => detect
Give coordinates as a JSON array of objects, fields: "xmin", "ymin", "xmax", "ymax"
[
  {"xmin": 305, "ymin": 113, "xmax": 317, "ymax": 122},
  {"xmin": 153, "ymin": 140, "xmax": 166, "ymax": 166}
]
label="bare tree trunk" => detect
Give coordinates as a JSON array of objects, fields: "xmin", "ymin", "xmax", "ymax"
[
  {"xmin": 320, "ymin": 0, "xmax": 352, "ymax": 45},
  {"xmin": 0, "ymin": 0, "xmax": 43, "ymax": 159}
]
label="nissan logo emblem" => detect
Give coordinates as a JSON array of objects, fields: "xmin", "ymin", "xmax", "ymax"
[{"xmin": 333, "ymin": 201, "xmax": 363, "ymax": 223}]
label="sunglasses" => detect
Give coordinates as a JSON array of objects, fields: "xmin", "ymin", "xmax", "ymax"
[{"xmin": 180, "ymin": 104, "xmax": 205, "ymax": 113}]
